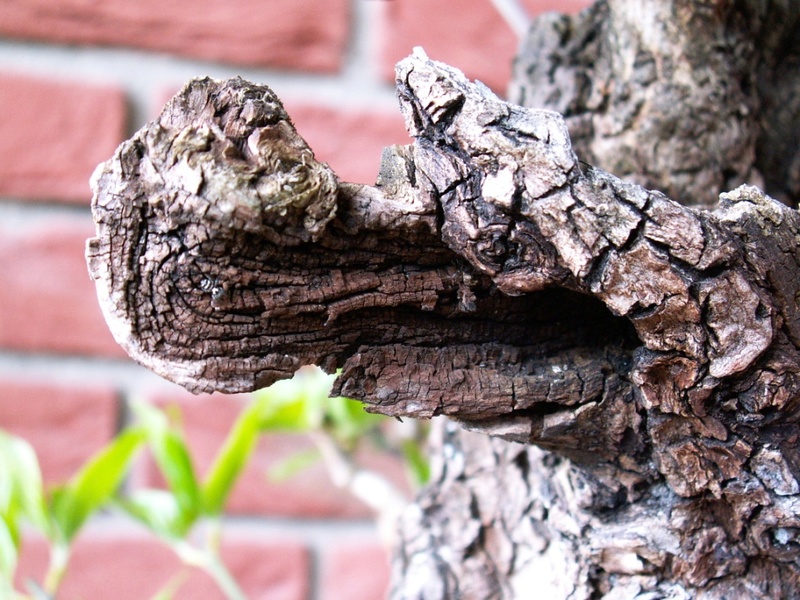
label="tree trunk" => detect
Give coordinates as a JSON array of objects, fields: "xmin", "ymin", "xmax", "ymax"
[
  {"xmin": 511, "ymin": 0, "xmax": 800, "ymax": 208},
  {"xmin": 86, "ymin": 1, "xmax": 800, "ymax": 597}
]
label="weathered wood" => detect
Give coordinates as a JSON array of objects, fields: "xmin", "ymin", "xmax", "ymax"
[
  {"xmin": 511, "ymin": 0, "xmax": 800, "ymax": 208},
  {"xmin": 87, "ymin": 11, "xmax": 800, "ymax": 596},
  {"xmin": 388, "ymin": 1, "xmax": 800, "ymax": 597}
]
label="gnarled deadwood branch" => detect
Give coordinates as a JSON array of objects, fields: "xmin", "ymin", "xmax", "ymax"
[{"xmin": 88, "ymin": 49, "xmax": 800, "ymax": 596}]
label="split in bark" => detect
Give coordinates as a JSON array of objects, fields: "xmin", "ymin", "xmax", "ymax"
[{"xmin": 87, "ymin": 26, "xmax": 800, "ymax": 600}]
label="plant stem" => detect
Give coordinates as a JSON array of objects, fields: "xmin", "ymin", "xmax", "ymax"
[
  {"xmin": 488, "ymin": 0, "xmax": 531, "ymax": 38},
  {"xmin": 42, "ymin": 543, "xmax": 69, "ymax": 597},
  {"xmin": 203, "ymin": 553, "xmax": 247, "ymax": 600},
  {"xmin": 205, "ymin": 518, "xmax": 222, "ymax": 556},
  {"xmin": 309, "ymin": 430, "xmax": 407, "ymax": 547},
  {"xmin": 173, "ymin": 539, "xmax": 247, "ymax": 600}
]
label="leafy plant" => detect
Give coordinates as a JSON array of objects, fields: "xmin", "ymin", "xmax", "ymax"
[
  {"xmin": 0, "ymin": 431, "xmax": 47, "ymax": 600},
  {"xmin": 256, "ymin": 368, "xmax": 430, "ymax": 506},
  {"xmin": 253, "ymin": 367, "xmax": 430, "ymax": 544},
  {"xmin": 0, "ymin": 367, "xmax": 429, "ymax": 600},
  {"xmin": 0, "ymin": 427, "xmax": 145, "ymax": 599}
]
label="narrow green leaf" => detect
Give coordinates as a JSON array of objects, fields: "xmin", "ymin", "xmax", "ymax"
[
  {"xmin": 0, "ymin": 506, "xmax": 19, "ymax": 553},
  {"xmin": 5, "ymin": 434, "xmax": 48, "ymax": 536},
  {"xmin": 200, "ymin": 402, "xmax": 261, "ymax": 515},
  {"xmin": 0, "ymin": 434, "xmax": 23, "ymax": 554},
  {"xmin": 267, "ymin": 448, "xmax": 321, "ymax": 482},
  {"xmin": 401, "ymin": 440, "xmax": 431, "ymax": 488},
  {"xmin": 201, "ymin": 370, "xmax": 334, "ymax": 512},
  {"xmin": 254, "ymin": 368, "xmax": 336, "ymax": 433},
  {"xmin": 257, "ymin": 396, "xmax": 309, "ymax": 432},
  {"xmin": 326, "ymin": 396, "xmax": 384, "ymax": 443},
  {"xmin": 158, "ymin": 434, "xmax": 201, "ymax": 518},
  {"xmin": 0, "ymin": 436, "xmax": 15, "ymax": 514},
  {"xmin": 0, "ymin": 515, "xmax": 18, "ymax": 583},
  {"xmin": 130, "ymin": 401, "xmax": 202, "ymax": 528},
  {"xmin": 50, "ymin": 428, "xmax": 145, "ymax": 542},
  {"xmin": 116, "ymin": 490, "xmax": 189, "ymax": 540},
  {"xmin": 254, "ymin": 378, "xmax": 314, "ymax": 432},
  {"xmin": 0, "ymin": 431, "xmax": 49, "ymax": 537}
]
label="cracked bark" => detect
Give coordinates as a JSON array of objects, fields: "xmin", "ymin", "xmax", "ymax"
[
  {"xmin": 87, "ymin": 2, "xmax": 800, "ymax": 597},
  {"xmin": 511, "ymin": 0, "xmax": 800, "ymax": 208}
]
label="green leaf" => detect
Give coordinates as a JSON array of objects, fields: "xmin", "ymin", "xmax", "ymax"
[
  {"xmin": 0, "ymin": 515, "xmax": 18, "ymax": 583},
  {"xmin": 130, "ymin": 402, "xmax": 201, "ymax": 526},
  {"xmin": 50, "ymin": 428, "xmax": 145, "ymax": 543},
  {"xmin": 116, "ymin": 489, "xmax": 189, "ymax": 540},
  {"xmin": 257, "ymin": 396, "xmax": 309, "ymax": 432},
  {"xmin": 201, "ymin": 368, "xmax": 334, "ymax": 514},
  {"xmin": 0, "ymin": 435, "xmax": 16, "ymax": 513},
  {"xmin": 200, "ymin": 401, "xmax": 262, "ymax": 515},
  {"xmin": 267, "ymin": 448, "xmax": 321, "ymax": 482},
  {"xmin": 0, "ymin": 431, "xmax": 49, "ymax": 535},
  {"xmin": 325, "ymin": 396, "xmax": 384, "ymax": 443},
  {"xmin": 255, "ymin": 378, "xmax": 315, "ymax": 432},
  {"xmin": 0, "ymin": 506, "xmax": 19, "ymax": 554},
  {"xmin": 401, "ymin": 440, "xmax": 431, "ymax": 488},
  {"xmin": 254, "ymin": 367, "xmax": 336, "ymax": 433}
]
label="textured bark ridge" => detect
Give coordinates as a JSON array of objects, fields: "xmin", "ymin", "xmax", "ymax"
[
  {"xmin": 511, "ymin": 0, "xmax": 800, "ymax": 208},
  {"xmin": 88, "ymin": 45, "xmax": 800, "ymax": 600}
]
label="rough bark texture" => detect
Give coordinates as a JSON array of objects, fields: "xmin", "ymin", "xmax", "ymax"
[
  {"xmin": 87, "ymin": 2, "xmax": 800, "ymax": 597},
  {"xmin": 511, "ymin": 0, "xmax": 800, "ymax": 208}
]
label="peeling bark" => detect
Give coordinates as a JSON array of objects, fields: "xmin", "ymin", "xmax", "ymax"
[{"xmin": 87, "ymin": 6, "xmax": 800, "ymax": 596}]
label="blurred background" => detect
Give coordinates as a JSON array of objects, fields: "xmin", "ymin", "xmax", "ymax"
[{"xmin": 0, "ymin": 0, "xmax": 588, "ymax": 598}]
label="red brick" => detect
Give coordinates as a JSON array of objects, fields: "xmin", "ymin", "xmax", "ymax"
[
  {"xmin": 216, "ymin": 535, "xmax": 310, "ymax": 600},
  {"xmin": 17, "ymin": 528, "xmax": 309, "ymax": 600},
  {"xmin": 285, "ymin": 102, "xmax": 412, "ymax": 185},
  {"xmin": 0, "ymin": 215, "xmax": 126, "ymax": 356},
  {"xmin": 0, "ymin": 72, "xmax": 126, "ymax": 203},
  {"xmin": 140, "ymin": 392, "xmax": 409, "ymax": 519},
  {"xmin": 380, "ymin": 0, "xmax": 592, "ymax": 94},
  {"xmin": 0, "ymin": 0, "xmax": 349, "ymax": 73},
  {"xmin": 320, "ymin": 541, "xmax": 392, "ymax": 600},
  {"xmin": 0, "ymin": 380, "xmax": 118, "ymax": 484}
]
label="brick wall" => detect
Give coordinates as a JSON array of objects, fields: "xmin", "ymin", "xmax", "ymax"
[{"xmin": 0, "ymin": 0, "xmax": 589, "ymax": 597}]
